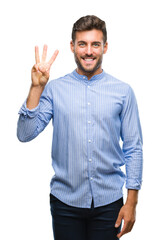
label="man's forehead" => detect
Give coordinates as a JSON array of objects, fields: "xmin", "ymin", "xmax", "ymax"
[{"xmin": 75, "ymin": 29, "xmax": 103, "ymax": 42}]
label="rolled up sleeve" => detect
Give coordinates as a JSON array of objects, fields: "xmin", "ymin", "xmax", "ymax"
[
  {"xmin": 120, "ymin": 86, "xmax": 143, "ymax": 190},
  {"xmin": 17, "ymin": 82, "xmax": 53, "ymax": 142}
]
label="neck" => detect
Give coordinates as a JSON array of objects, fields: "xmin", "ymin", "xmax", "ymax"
[{"xmin": 76, "ymin": 67, "xmax": 103, "ymax": 80}]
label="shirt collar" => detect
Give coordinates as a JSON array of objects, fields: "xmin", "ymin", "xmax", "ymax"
[{"xmin": 72, "ymin": 69, "xmax": 105, "ymax": 83}]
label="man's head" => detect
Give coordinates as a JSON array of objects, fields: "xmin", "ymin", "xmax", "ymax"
[
  {"xmin": 70, "ymin": 15, "xmax": 108, "ymax": 78},
  {"xmin": 71, "ymin": 15, "xmax": 107, "ymax": 44}
]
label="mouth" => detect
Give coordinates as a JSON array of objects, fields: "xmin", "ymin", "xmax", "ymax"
[{"xmin": 81, "ymin": 57, "xmax": 96, "ymax": 64}]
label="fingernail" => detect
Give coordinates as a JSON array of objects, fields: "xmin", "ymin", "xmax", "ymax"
[{"xmin": 115, "ymin": 224, "xmax": 118, "ymax": 228}]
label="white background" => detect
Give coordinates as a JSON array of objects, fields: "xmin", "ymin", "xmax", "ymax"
[{"xmin": 0, "ymin": 0, "xmax": 159, "ymax": 239}]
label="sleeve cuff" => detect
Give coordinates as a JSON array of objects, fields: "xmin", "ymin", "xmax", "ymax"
[
  {"xmin": 18, "ymin": 100, "xmax": 40, "ymax": 118},
  {"xmin": 126, "ymin": 178, "xmax": 142, "ymax": 190}
]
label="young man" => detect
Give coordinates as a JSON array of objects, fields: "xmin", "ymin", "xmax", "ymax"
[{"xmin": 17, "ymin": 15, "xmax": 143, "ymax": 240}]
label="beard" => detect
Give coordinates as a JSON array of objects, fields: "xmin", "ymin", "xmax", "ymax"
[{"xmin": 74, "ymin": 52, "xmax": 103, "ymax": 75}]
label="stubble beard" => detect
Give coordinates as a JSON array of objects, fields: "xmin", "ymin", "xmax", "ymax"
[{"xmin": 74, "ymin": 53, "xmax": 103, "ymax": 75}]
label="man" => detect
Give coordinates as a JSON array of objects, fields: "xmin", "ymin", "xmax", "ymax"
[{"xmin": 17, "ymin": 15, "xmax": 143, "ymax": 240}]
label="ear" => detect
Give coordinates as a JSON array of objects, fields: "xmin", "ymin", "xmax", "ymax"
[
  {"xmin": 103, "ymin": 42, "xmax": 108, "ymax": 54},
  {"xmin": 70, "ymin": 40, "xmax": 74, "ymax": 53}
]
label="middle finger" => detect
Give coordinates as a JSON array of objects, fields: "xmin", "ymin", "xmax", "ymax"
[{"xmin": 42, "ymin": 44, "xmax": 48, "ymax": 62}]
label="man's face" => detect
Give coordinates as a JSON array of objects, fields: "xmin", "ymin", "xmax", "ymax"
[{"xmin": 71, "ymin": 29, "xmax": 108, "ymax": 78}]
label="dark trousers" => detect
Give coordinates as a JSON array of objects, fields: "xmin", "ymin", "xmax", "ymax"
[{"xmin": 50, "ymin": 194, "xmax": 123, "ymax": 240}]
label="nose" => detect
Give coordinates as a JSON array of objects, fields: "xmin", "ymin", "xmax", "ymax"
[{"xmin": 86, "ymin": 44, "xmax": 93, "ymax": 55}]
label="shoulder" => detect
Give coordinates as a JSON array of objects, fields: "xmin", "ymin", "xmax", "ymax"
[
  {"xmin": 43, "ymin": 74, "xmax": 71, "ymax": 94},
  {"xmin": 46, "ymin": 73, "xmax": 73, "ymax": 88},
  {"xmin": 104, "ymin": 72, "xmax": 129, "ymax": 86},
  {"xmin": 104, "ymin": 72, "xmax": 133, "ymax": 94}
]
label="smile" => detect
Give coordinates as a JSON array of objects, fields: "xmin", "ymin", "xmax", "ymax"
[{"xmin": 81, "ymin": 57, "xmax": 96, "ymax": 63}]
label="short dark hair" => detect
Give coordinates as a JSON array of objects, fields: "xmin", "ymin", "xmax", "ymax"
[{"xmin": 72, "ymin": 15, "xmax": 107, "ymax": 44}]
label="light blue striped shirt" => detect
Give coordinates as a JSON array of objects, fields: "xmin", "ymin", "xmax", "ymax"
[{"xmin": 17, "ymin": 70, "xmax": 143, "ymax": 208}]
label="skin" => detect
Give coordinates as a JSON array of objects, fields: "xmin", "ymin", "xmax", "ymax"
[
  {"xmin": 26, "ymin": 29, "xmax": 139, "ymax": 239},
  {"xmin": 70, "ymin": 29, "xmax": 108, "ymax": 79},
  {"xmin": 115, "ymin": 189, "xmax": 138, "ymax": 238},
  {"xmin": 27, "ymin": 45, "xmax": 59, "ymax": 109}
]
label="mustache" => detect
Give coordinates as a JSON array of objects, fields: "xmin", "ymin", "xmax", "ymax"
[{"xmin": 81, "ymin": 54, "xmax": 96, "ymax": 58}]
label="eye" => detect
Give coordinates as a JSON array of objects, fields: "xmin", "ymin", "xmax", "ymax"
[
  {"xmin": 79, "ymin": 43, "xmax": 85, "ymax": 47},
  {"xmin": 93, "ymin": 43, "xmax": 100, "ymax": 47}
]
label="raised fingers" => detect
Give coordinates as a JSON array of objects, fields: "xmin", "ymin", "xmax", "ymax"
[
  {"xmin": 35, "ymin": 45, "xmax": 58, "ymax": 69},
  {"xmin": 42, "ymin": 44, "xmax": 48, "ymax": 62},
  {"xmin": 48, "ymin": 50, "xmax": 59, "ymax": 66},
  {"xmin": 35, "ymin": 46, "xmax": 40, "ymax": 64}
]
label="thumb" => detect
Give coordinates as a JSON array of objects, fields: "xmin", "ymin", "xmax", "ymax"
[{"xmin": 115, "ymin": 211, "xmax": 123, "ymax": 228}]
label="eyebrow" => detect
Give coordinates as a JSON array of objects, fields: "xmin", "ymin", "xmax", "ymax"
[{"xmin": 77, "ymin": 41, "xmax": 102, "ymax": 45}]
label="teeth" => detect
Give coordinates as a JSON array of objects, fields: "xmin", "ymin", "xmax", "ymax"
[{"xmin": 85, "ymin": 59, "xmax": 94, "ymax": 62}]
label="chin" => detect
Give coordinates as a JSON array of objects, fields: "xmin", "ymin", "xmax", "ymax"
[
  {"xmin": 81, "ymin": 64, "xmax": 101, "ymax": 74},
  {"xmin": 75, "ymin": 55, "xmax": 102, "ymax": 75}
]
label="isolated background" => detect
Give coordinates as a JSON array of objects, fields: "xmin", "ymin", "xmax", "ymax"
[{"xmin": 0, "ymin": 0, "xmax": 159, "ymax": 239}]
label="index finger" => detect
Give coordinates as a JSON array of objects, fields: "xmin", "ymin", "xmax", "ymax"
[
  {"xmin": 117, "ymin": 221, "xmax": 131, "ymax": 238},
  {"xmin": 117, "ymin": 223, "xmax": 127, "ymax": 238},
  {"xmin": 35, "ymin": 46, "xmax": 40, "ymax": 64},
  {"xmin": 48, "ymin": 50, "xmax": 59, "ymax": 66}
]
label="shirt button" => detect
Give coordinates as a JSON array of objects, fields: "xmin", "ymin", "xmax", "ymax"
[
  {"xmin": 88, "ymin": 120, "xmax": 91, "ymax": 124},
  {"xmin": 88, "ymin": 102, "xmax": 91, "ymax": 105},
  {"xmin": 90, "ymin": 177, "xmax": 93, "ymax": 180},
  {"xmin": 89, "ymin": 158, "xmax": 92, "ymax": 162},
  {"xmin": 88, "ymin": 139, "xmax": 92, "ymax": 143},
  {"xmin": 83, "ymin": 76, "xmax": 86, "ymax": 79},
  {"xmin": 88, "ymin": 85, "xmax": 90, "ymax": 88}
]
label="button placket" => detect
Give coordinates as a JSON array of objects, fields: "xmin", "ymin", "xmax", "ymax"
[{"xmin": 86, "ymin": 84, "xmax": 94, "ymax": 182}]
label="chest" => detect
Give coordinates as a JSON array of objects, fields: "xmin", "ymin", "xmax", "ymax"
[{"xmin": 53, "ymin": 82, "xmax": 124, "ymax": 123}]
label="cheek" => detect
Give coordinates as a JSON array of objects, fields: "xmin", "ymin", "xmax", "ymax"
[
  {"xmin": 92, "ymin": 48, "xmax": 103, "ymax": 57},
  {"xmin": 97, "ymin": 48, "xmax": 104, "ymax": 55},
  {"xmin": 74, "ymin": 52, "xmax": 85, "ymax": 61},
  {"xmin": 75, "ymin": 49, "xmax": 85, "ymax": 56}
]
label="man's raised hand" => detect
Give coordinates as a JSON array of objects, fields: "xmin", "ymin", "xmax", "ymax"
[
  {"xmin": 31, "ymin": 45, "xmax": 59, "ymax": 87},
  {"xmin": 26, "ymin": 45, "xmax": 58, "ymax": 109}
]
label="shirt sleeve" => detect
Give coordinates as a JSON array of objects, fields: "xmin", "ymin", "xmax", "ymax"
[
  {"xmin": 120, "ymin": 86, "xmax": 143, "ymax": 190},
  {"xmin": 17, "ymin": 82, "xmax": 53, "ymax": 142}
]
